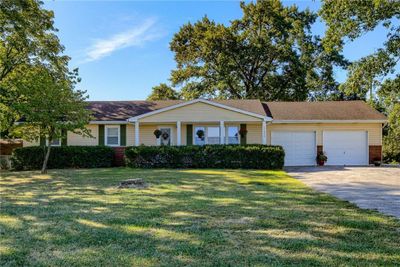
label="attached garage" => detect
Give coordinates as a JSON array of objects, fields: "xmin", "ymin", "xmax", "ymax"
[
  {"xmin": 271, "ymin": 131, "xmax": 316, "ymax": 166},
  {"xmin": 323, "ymin": 131, "xmax": 368, "ymax": 165}
]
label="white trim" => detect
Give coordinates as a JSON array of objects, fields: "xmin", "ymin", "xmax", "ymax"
[
  {"xmin": 127, "ymin": 99, "xmax": 272, "ymax": 121},
  {"xmin": 272, "ymin": 119, "xmax": 387, "ymax": 124},
  {"xmin": 90, "ymin": 121, "xmax": 128, "ymax": 125},
  {"xmin": 105, "ymin": 125, "xmax": 120, "ymax": 147},
  {"xmin": 219, "ymin": 121, "xmax": 225, "ymax": 144},
  {"xmin": 262, "ymin": 121, "xmax": 267, "ymax": 145},
  {"xmin": 177, "ymin": 121, "xmax": 181, "ymax": 146},
  {"xmin": 135, "ymin": 122, "xmax": 140, "ymax": 146}
]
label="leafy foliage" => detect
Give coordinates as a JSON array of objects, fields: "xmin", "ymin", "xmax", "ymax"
[
  {"xmin": 147, "ymin": 83, "xmax": 180, "ymax": 100},
  {"xmin": 170, "ymin": 0, "xmax": 346, "ymax": 101},
  {"xmin": 11, "ymin": 66, "xmax": 92, "ymax": 172},
  {"xmin": 320, "ymin": 0, "xmax": 400, "ymax": 162},
  {"xmin": 0, "ymin": 0, "xmax": 69, "ymax": 133},
  {"xmin": 11, "ymin": 146, "xmax": 115, "ymax": 170},
  {"xmin": 125, "ymin": 145, "xmax": 285, "ymax": 169}
]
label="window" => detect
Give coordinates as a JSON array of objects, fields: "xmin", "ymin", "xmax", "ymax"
[
  {"xmin": 158, "ymin": 127, "xmax": 172, "ymax": 146},
  {"xmin": 207, "ymin": 127, "xmax": 220, "ymax": 144},
  {"xmin": 194, "ymin": 126, "xmax": 221, "ymax": 145},
  {"xmin": 49, "ymin": 138, "xmax": 61, "ymax": 146},
  {"xmin": 226, "ymin": 126, "xmax": 239, "ymax": 144},
  {"xmin": 106, "ymin": 126, "xmax": 119, "ymax": 146},
  {"xmin": 194, "ymin": 126, "xmax": 206, "ymax": 145}
]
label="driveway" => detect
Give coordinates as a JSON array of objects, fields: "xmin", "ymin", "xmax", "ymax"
[{"xmin": 286, "ymin": 166, "xmax": 400, "ymax": 219}]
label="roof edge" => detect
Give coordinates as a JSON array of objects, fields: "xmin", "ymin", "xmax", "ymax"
[
  {"xmin": 272, "ymin": 119, "xmax": 387, "ymax": 124},
  {"xmin": 127, "ymin": 99, "xmax": 271, "ymax": 121}
]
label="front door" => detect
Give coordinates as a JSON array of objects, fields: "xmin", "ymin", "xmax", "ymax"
[{"xmin": 159, "ymin": 128, "xmax": 171, "ymax": 146}]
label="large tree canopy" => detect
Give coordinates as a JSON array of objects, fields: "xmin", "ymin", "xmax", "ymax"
[
  {"xmin": 0, "ymin": 0, "xmax": 69, "ymax": 135},
  {"xmin": 320, "ymin": 0, "xmax": 400, "ymax": 162},
  {"xmin": 321, "ymin": 0, "xmax": 400, "ymax": 101},
  {"xmin": 147, "ymin": 83, "xmax": 180, "ymax": 101},
  {"xmin": 169, "ymin": 0, "xmax": 346, "ymax": 101}
]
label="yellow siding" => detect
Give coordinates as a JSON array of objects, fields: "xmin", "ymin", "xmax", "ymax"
[
  {"xmin": 126, "ymin": 124, "xmax": 135, "ymax": 146},
  {"xmin": 23, "ymin": 139, "xmax": 39, "ymax": 147},
  {"xmin": 68, "ymin": 124, "xmax": 98, "ymax": 146},
  {"xmin": 181, "ymin": 124, "xmax": 187, "ymax": 146},
  {"xmin": 138, "ymin": 124, "xmax": 176, "ymax": 146},
  {"xmin": 267, "ymin": 123, "xmax": 382, "ymax": 146},
  {"xmin": 140, "ymin": 102, "xmax": 262, "ymax": 123},
  {"xmin": 24, "ymin": 122, "xmax": 381, "ymax": 147},
  {"xmin": 247, "ymin": 123, "xmax": 262, "ymax": 144}
]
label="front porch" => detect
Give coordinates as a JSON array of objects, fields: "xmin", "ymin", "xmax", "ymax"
[{"xmin": 130, "ymin": 121, "xmax": 268, "ymax": 146}]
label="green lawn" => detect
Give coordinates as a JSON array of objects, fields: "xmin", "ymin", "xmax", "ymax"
[{"xmin": 0, "ymin": 168, "xmax": 399, "ymax": 266}]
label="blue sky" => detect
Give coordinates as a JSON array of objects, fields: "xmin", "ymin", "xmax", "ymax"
[{"xmin": 44, "ymin": 0, "xmax": 390, "ymax": 101}]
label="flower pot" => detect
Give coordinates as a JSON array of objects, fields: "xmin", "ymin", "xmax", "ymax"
[
  {"xmin": 317, "ymin": 160, "xmax": 325, "ymax": 166},
  {"xmin": 373, "ymin": 161, "xmax": 381, "ymax": 167}
]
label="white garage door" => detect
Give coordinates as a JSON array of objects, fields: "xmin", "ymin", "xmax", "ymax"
[
  {"xmin": 271, "ymin": 131, "xmax": 316, "ymax": 166},
  {"xmin": 323, "ymin": 131, "xmax": 368, "ymax": 165}
]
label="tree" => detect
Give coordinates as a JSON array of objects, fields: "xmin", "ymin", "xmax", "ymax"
[
  {"xmin": 13, "ymin": 66, "xmax": 91, "ymax": 173},
  {"xmin": 169, "ymin": 0, "xmax": 346, "ymax": 101},
  {"xmin": 320, "ymin": 0, "xmax": 400, "ymax": 101},
  {"xmin": 320, "ymin": 0, "xmax": 400, "ymax": 162},
  {"xmin": 147, "ymin": 83, "xmax": 180, "ymax": 100},
  {"xmin": 379, "ymin": 76, "xmax": 400, "ymax": 163},
  {"xmin": 0, "ymin": 0, "xmax": 69, "ymax": 135}
]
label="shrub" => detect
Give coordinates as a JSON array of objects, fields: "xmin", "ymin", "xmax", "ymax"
[
  {"xmin": 125, "ymin": 145, "xmax": 284, "ymax": 169},
  {"xmin": 383, "ymin": 136, "xmax": 400, "ymax": 164},
  {"xmin": 11, "ymin": 146, "xmax": 115, "ymax": 170},
  {"xmin": 0, "ymin": 156, "xmax": 11, "ymax": 170}
]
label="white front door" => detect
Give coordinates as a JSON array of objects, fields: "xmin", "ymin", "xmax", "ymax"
[
  {"xmin": 271, "ymin": 131, "xmax": 316, "ymax": 166},
  {"xmin": 323, "ymin": 131, "xmax": 368, "ymax": 165}
]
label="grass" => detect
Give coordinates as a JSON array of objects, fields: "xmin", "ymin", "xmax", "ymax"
[{"xmin": 0, "ymin": 168, "xmax": 399, "ymax": 266}]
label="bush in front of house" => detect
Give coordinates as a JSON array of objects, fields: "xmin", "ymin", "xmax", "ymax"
[
  {"xmin": 11, "ymin": 146, "xmax": 115, "ymax": 170},
  {"xmin": 125, "ymin": 145, "xmax": 285, "ymax": 169}
]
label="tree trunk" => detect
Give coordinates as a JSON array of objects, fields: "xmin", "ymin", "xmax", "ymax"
[{"xmin": 41, "ymin": 143, "xmax": 51, "ymax": 174}]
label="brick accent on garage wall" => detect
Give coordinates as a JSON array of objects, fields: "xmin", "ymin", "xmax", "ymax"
[{"xmin": 369, "ymin": 145, "xmax": 382, "ymax": 164}]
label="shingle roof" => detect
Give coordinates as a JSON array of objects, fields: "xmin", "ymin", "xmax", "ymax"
[
  {"xmin": 87, "ymin": 99, "xmax": 266, "ymax": 121},
  {"xmin": 86, "ymin": 99, "xmax": 385, "ymax": 122},
  {"xmin": 263, "ymin": 101, "xmax": 387, "ymax": 121}
]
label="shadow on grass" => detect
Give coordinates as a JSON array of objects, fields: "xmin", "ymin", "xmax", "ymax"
[{"xmin": 0, "ymin": 168, "xmax": 399, "ymax": 266}]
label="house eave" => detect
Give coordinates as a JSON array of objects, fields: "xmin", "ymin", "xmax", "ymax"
[
  {"xmin": 271, "ymin": 119, "xmax": 387, "ymax": 124},
  {"xmin": 127, "ymin": 99, "xmax": 272, "ymax": 122},
  {"xmin": 89, "ymin": 120, "xmax": 129, "ymax": 125}
]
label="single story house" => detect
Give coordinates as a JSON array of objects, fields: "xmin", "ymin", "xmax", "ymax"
[{"xmin": 23, "ymin": 99, "xmax": 387, "ymax": 166}]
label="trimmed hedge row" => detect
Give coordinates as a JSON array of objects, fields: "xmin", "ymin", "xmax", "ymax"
[
  {"xmin": 125, "ymin": 145, "xmax": 285, "ymax": 169},
  {"xmin": 11, "ymin": 146, "xmax": 115, "ymax": 170}
]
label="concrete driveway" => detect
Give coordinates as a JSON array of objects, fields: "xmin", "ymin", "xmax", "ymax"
[{"xmin": 286, "ymin": 166, "xmax": 400, "ymax": 219}]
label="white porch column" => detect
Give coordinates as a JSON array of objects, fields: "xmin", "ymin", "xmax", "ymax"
[
  {"xmin": 220, "ymin": 121, "xmax": 225, "ymax": 144},
  {"xmin": 262, "ymin": 120, "xmax": 267, "ymax": 145},
  {"xmin": 135, "ymin": 121, "xmax": 140, "ymax": 146},
  {"xmin": 177, "ymin": 121, "xmax": 181, "ymax": 146}
]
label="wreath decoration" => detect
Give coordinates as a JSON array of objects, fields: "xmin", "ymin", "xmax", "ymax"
[
  {"xmin": 153, "ymin": 129, "xmax": 162, "ymax": 139},
  {"xmin": 196, "ymin": 129, "xmax": 205, "ymax": 140},
  {"xmin": 161, "ymin": 131, "xmax": 170, "ymax": 140}
]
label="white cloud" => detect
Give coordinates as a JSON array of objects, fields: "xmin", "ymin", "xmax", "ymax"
[{"xmin": 84, "ymin": 18, "xmax": 162, "ymax": 62}]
